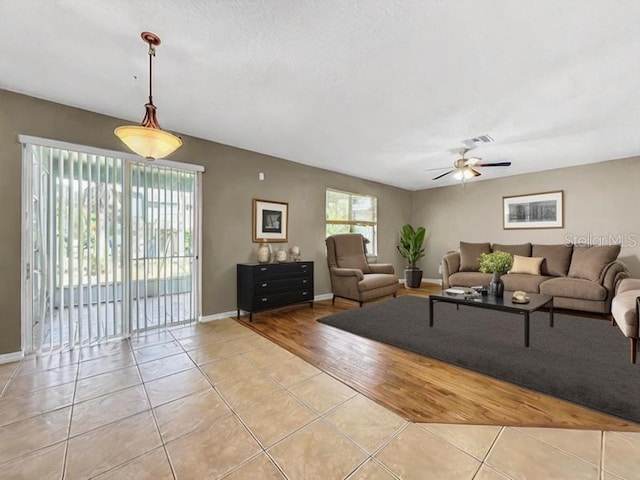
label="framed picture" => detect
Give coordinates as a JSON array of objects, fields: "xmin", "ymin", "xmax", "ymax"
[
  {"xmin": 503, "ymin": 191, "xmax": 564, "ymax": 229},
  {"xmin": 253, "ymin": 199, "xmax": 288, "ymax": 242}
]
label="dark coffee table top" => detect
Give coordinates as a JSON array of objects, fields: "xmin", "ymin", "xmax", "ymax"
[{"xmin": 430, "ymin": 290, "xmax": 553, "ymax": 312}]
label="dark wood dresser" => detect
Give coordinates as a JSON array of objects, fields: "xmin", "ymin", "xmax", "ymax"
[{"xmin": 236, "ymin": 261, "xmax": 314, "ymax": 321}]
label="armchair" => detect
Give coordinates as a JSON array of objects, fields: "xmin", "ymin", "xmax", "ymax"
[{"xmin": 325, "ymin": 234, "xmax": 399, "ymax": 306}]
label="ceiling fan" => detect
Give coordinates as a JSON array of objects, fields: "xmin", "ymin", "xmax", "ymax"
[{"xmin": 428, "ymin": 148, "xmax": 512, "ymax": 182}]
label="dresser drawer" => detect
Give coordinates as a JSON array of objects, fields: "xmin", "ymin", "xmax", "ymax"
[
  {"xmin": 252, "ymin": 262, "xmax": 312, "ymax": 280},
  {"xmin": 254, "ymin": 277, "xmax": 312, "ymax": 294},
  {"xmin": 252, "ymin": 289, "xmax": 313, "ymax": 310}
]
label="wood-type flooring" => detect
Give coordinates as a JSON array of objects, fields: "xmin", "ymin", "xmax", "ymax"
[{"xmin": 237, "ymin": 283, "xmax": 639, "ymax": 431}]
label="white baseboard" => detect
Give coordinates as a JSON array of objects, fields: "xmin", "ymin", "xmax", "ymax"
[
  {"xmin": 0, "ymin": 350, "xmax": 24, "ymax": 365},
  {"xmin": 201, "ymin": 294, "xmax": 333, "ymax": 322},
  {"xmin": 200, "ymin": 311, "xmax": 238, "ymax": 323},
  {"xmin": 314, "ymin": 293, "xmax": 333, "ymax": 301}
]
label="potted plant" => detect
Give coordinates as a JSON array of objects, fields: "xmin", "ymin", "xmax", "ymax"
[
  {"xmin": 397, "ymin": 224, "xmax": 427, "ymax": 288},
  {"xmin": 478, "ymin": 251, "xmax": 513, "ymax": 297}
]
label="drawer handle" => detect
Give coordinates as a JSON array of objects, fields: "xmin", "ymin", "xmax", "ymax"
[
  {"xmin": 262, "ymin": 283, "xmax": 268, "ymax": 287},
  {"xmin": 302, "ymin": 279, "xmax": 307, "ymax": 284},
  {"xmin": 260, "ymin": 267, "xmax": 268, "ymax": 271},
  {"xmin": 301, "ymin": 264, "xmax": 308, "ymax": 268},
  {"xmin": 302, "ymin": 291, "xmax": 308, "ymax": 295},
  {"xmin": 261, "ymin": 297, "xmax": 268, "ymax": 302}
]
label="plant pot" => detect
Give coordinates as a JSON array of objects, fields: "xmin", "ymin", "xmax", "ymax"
[
  {"xmin": 404, "ymin": 268, "xmax": 423, "ymax": 289},
  {"xmin": 488, "ymin": 272, "xmax": 505, "ymax": 298}
]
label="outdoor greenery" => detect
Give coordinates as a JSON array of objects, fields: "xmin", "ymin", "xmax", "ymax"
[
  {"xmin": 36, "ymin": 147, "xmax": 196, "ymax": 286},
  {"xmin": 396, "ymin": 224, "xmax": 427, "ymax": 269},
  {"xmin": 478, "ymin": 251, "xmax": 513, "ymax": 274},
  {"xmin": 326, "ymin": 188, "xmax": 377, "ymax": 253}
]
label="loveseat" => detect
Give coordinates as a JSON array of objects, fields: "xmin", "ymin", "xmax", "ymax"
[{"xmin": 442, "ymin": 242, "xmax": 629, "ymax": 314}]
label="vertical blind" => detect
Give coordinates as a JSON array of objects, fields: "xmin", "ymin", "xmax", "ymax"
[
  {"xmin": 22, "ymin": 139, "xmax": 201, "ymax": 352},
  {"xmin": 130, "ymin": 163, "xmax": 198, "ymax": 332}
]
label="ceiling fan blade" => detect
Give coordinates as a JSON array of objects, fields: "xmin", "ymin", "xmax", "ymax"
[
  {"xmin": 467, "ymin": 157, "xmax": 482, "ymax": 165},
  {"xmin": 424, "ymin": 166, "xmax": 451, "ymax": 172},
  {"xmin": 432, "ymin": 170, "xmax": 454, "ymax": 180},
  {"xmin": 470, "ymin": 168, "xmax": 481, "ymax": 177},
  {"xmin": 474, "ymin": 161, "xmax": 512, "ymax": 167}
]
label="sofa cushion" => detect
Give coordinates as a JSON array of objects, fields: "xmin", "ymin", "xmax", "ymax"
[
  {"xmin": 492, "ymin": 243, "xmax": 532, "ymax": 257},
  {"xmin": 611, "ymin": 290, "xmax": 640, "ymax": 338},
  {"xmin": 449, "ymin": 271, "xmax": 492, "ymax": 287},
  {"xmin": 459, "ymin": 242, "xmax": 491, "ymax": 272},
  {"xmin": 532, "ymin": 244, "xmax": 573, "ymax": 277},
  {"xmin": 358, "ymin": 273, "xmax": 398, "ymax": 291},
  {"xmin": 502, "ymin": 274, "xmax": 553, "ymax": 293},
  {"xmin": 539, "ymin": 277, "xmax": 607, "ymax": 301},
  {"xmin": 509, "ymin": 255, "xmax": 544, "ymax": 275},
  {"xmin": 568, "ymin": 245, "xmax": 621, "ymax": 282}
]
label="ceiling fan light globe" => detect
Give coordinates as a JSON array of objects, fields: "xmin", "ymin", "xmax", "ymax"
[
  {"xmin": 457, "ymin": 167, "xmax": 480, "ymax": 179},
  {"xmin": 453, "ymin": 170, "xmax": 464, "ymax": 180}
]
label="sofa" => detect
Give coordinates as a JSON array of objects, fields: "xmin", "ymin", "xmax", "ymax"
[
  {"xmin": 611, "ymin": 278, "xmax": 640, "ymax": 363},
  {"xmin": 442, "ymin": 242, "xmax": 629, "ymax": 314}
]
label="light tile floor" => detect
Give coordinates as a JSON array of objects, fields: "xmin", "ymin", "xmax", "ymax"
[{"xmin": 1, "ymin": 318, "xmax": 639, "ymax": 479}]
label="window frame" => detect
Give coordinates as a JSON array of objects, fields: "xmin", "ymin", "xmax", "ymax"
[{"xmin": 325, "ymin": 188, "xmax": 378, "ymax": 255}]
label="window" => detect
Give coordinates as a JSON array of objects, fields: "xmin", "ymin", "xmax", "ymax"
[{"xmin": 326, "ymin": 188, "xmax": 377, "ymax": 254}]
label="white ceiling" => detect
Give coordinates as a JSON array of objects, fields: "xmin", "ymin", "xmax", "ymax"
[{"xmin": 2, "ymin": 0, "xmax": 640, "ymax": 190}]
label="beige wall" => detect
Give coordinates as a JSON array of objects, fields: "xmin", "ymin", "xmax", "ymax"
[
  {"xmin": 411, "ymin": 157, "xmax": 640, "ymax": 279},
  {"xmin": 3, "ymin": 86, "xmax": 637, "ymax": 356},
  {"xmin": 0, "ymin": 89, "xmax": 411, "ymax": 355}
]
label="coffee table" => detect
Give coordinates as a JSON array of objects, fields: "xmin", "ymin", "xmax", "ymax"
[{"xmin": 428, "ymin": 290, "xmax": 554, "ymax": 347}]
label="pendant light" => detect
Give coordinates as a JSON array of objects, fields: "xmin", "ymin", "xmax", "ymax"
[{"xmin": 114, "ymin": 32, "xmax": 183, "ymax": 159}]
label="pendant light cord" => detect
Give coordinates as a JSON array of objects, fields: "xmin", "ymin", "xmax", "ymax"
[{"xmin": 148, "ymin": 43, "xmax": 155, "ymax": 104}]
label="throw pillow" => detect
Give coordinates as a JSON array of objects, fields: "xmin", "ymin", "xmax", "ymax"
[
  {"xmin": 459, "ymin": 242, "xmax": 491, "ymax": 272},
  {"xmin": 531, "ymin": 244, "xmax": 573, "ymax": 277},
  {"xmin": 568, "ymin": 244, "xmax": 621, "ymax": 282},
  {"xmin": 509, "ymin": 255, "xmax": 543, "ymax": 275}
]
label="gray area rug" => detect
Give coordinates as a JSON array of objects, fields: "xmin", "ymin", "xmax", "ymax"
[{"xmin": 318, "ymin": 295, "xmax": 640, "ymax": 423}]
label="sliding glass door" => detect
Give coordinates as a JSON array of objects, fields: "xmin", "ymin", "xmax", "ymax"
[
  {"xmin": 130, "ymin": 164, "xmax": 199, "ymax": 331},
  {"xmin": 21, "ymin": 138, "xmax": 202, "ymax": 353}
]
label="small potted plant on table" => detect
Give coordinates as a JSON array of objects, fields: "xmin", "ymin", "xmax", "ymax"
[
  {"xmin": 397, "ymin": 224, "xmax": 427, "ymax": 289},
  {"xmin": 478, "ymin": 251, "xmax": 513, "ymax": 297}
]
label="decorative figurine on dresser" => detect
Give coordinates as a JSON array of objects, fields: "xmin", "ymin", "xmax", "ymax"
[{"xmin": 237, "ymin": 261, "xmax": 314, "ymax": 321}]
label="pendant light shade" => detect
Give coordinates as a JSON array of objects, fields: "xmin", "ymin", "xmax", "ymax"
[
  {"xmin": 115, "ymin": 32, "xmax": 182, "ymax": 159},
  {"xmin": 114, "ymin": 124, "xmax": 183, "ymax": 160}
]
